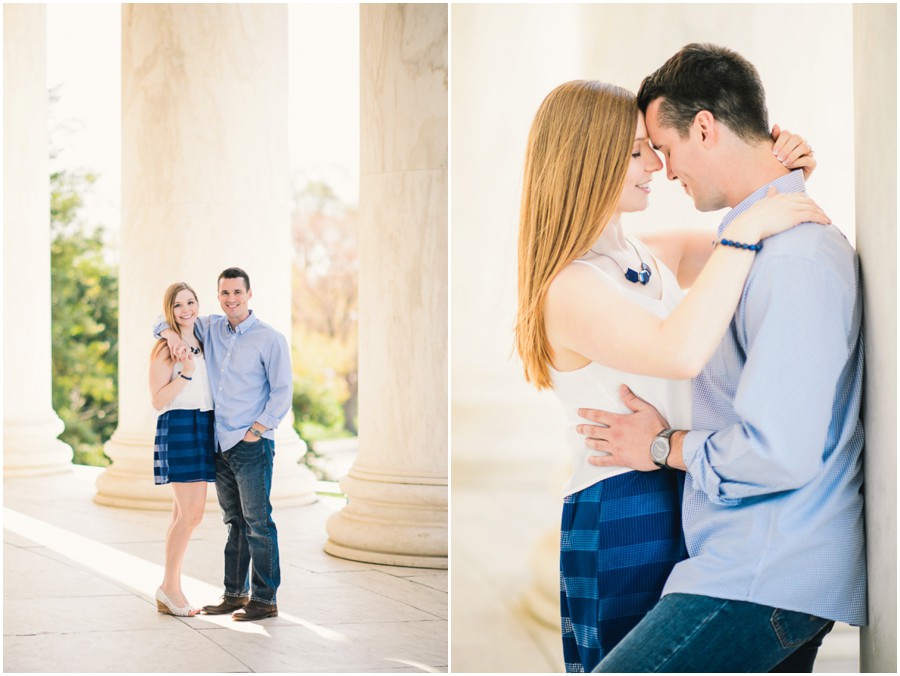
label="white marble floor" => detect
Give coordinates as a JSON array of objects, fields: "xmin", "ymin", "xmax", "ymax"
[
  {"xmin": 451, "ymin": 463, "xmax": 861, "ymax": 674},
  {"xmin": 3, "ymin": 464, "xmax": 447, "ymax": 673}
]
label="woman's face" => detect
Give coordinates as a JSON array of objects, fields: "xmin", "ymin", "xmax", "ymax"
[
  {"xmin": 615, "ymin": 112, "xmax": 664, "ymax": 215},
  {"xmin": 172, "ymin": 289, "xmax": 199, "ymax": 329}
]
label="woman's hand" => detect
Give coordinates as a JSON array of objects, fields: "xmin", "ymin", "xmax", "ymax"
[
  {"xmin": 771, "ymin": 124, "xmax": 816, "ymax": 180},
  {"xmin": 727, "ymin": 187, "xmax": 830, "ymax": 242}
]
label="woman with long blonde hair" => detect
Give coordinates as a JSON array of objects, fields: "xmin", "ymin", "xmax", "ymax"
[
  {"xmin": 515, "ymin": 80, "xmax": 823, "ymax": 671},
  {"xmin": 149, "ymin": 282, "xmax": 216, "ymax": 617}
]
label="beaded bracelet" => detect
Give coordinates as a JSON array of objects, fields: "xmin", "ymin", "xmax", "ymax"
[{"xmin": 717, "ymin": 237, "xmax": 762, "ymax": 252}]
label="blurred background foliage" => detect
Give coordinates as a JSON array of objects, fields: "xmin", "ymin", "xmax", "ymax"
[
  {"xmin": 50, "ymin": 163, "xmax": 118, "ymax": 467},
  {"xmin": 290, "ymin": 178, "xmax": 359, "ymax": 479}
]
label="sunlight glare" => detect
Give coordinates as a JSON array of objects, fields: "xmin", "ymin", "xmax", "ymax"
[{"xmin": 4, "ymin": 507, "xmax": 346, "ymax": 641}]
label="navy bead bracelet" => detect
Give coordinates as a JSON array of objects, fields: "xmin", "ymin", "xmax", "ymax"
[{"xmin": 718, "ymin": 238, "xmax": 762, "ymax": 252}]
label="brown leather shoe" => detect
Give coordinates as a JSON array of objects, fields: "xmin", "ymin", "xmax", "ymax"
[
  {"xmin": 201, "ymin": 596, "xmax": 249, "ymax": 615},
  {"xmin": 232, "ymin": 600, "xmax": 278, "ymax": 621}
]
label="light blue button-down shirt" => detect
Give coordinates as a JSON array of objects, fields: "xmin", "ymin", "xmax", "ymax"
[
  {"xmin": 664, "ymin": 170, "xmax": 867, "ymax": 626},
  {"xmin": 155, "ymin": 311, "xmax": 293, "ymax": 453}
]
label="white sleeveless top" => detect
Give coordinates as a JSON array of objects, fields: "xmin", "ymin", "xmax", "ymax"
[
  {"xmin": 161, "ymin": 352, "xmax": 214, "ymax": 413},
  {"xmin": 550, "ymin": 248, "xmax": 692, "ymax": 496}
]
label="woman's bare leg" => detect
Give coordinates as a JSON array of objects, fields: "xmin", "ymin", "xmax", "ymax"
[{"xmin": 160, "ymin": 482, "xmax": 208, "ymax": 611}]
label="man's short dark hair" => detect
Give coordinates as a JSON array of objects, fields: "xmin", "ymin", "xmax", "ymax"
[
  {"xmin": 637, "ymin": 43, "xmax": 770, "ymax": 143},
  {"xmin": 218, "ymin": 266, "xmax": 251, "ymax": 291}
]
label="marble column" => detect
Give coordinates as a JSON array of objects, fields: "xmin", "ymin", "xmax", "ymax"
[
  {"xmin": 96, "ymin": 4, "xmax": 316, "ymax": 509},
  {"xmin": 324, "ymin": 4, "xmax": 448, "ymax": 569},
  {"xmin": 854, "ymin": 5, "xmax": 898, "ymax": 672},
  {"xmin": 3, "ymin": 4, "xmax": 74, "ymax": 476}
]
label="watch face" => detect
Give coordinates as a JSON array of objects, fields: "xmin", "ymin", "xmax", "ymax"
[{"xmin": 650, "ymin": 438, "xmax": 668, "ymax": 463}]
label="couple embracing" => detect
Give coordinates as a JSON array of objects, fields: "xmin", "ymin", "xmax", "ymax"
[
  {"xmin": 516, "ymin": 44, "xmax": 866, "ymax": 672},
  {"xmin": 149, "ymin": 267, "xmax": 289, "ymax": 622}
]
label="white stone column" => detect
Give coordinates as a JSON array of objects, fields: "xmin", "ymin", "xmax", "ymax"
[
  {"xmin": 96, "ymin": 4, "xmax": 316, "ymax": 509},
  {"xmin": 3, "ymin": 4, "xmax": 74, "ymax": 476},
  {"xmin": 324, "ymin": 4, "xmax": 448, "ymax": 569},
  {"xmin": 854, "ymin": 5, "xmax": 898, "ymax": 672}
]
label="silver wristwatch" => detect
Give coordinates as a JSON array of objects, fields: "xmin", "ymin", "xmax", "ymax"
[
  {"xmin": 650, "ymin": 428, "xmax": 677, "ymax": 469},
  {"xmin": 249, "ymin": 427, "xmax": 262, "ymax": 438}
]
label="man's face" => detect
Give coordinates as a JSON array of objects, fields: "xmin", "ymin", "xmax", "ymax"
[
  {"xmin": 218, "ymin": 276, "xmax": 252, "ymax": 324},
  {"xmin": 645, "ymin": 98, "xmax": 726, "ymax": 212}
]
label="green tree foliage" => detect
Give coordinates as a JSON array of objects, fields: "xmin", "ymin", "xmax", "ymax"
[
  {"xmin": 50, "ymin": 166, "xmax": 118, "ymax": 466},
  {"xmin": 292, "ymin": 375, "xmax": 345, "ymax": 480}
]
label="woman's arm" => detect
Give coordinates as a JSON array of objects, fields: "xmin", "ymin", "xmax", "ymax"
[
  {"xmin": 545, "ymin": 190, "xmax": 829, "ymax": 380},
  {"xmin": 641, "ymin": 228, "xmax": 715, "ymax": 289},
  {"xmin": 149, "ymin": 348, "xmax": 195, "ymax": 411}
]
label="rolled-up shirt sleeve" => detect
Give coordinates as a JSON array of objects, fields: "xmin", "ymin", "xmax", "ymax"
[
  {"xmin": 682, "ymin": 254, "xmax": 855, "ymax": 504},
  {"xmin": 152, "ymin": 315, "xmax": 168, "ymax": 338}
]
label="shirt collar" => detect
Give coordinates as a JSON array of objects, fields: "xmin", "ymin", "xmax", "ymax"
[
  {"xmin": 227, "ymin": 309, "xmax": 258, "ymax": 335},
  {"xmin": 718, "ymin": 169, "xmax": 807, "ymax": 236}
]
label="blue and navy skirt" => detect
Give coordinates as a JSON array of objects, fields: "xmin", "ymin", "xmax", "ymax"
[
  {"xmin": 153, "ymin": 409, "xmax": 217, "ymax": 485},
  {"xmin": 560, "ymin": 470, "xmax": 686, "ymax": 673}
]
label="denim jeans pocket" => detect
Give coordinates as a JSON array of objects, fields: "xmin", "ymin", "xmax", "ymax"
[
  {"xmin": 770, "ymin": 608, "xmax": 830, "ymax": 649},
  {"xmin": 233, "ymin": 437, "xmax": 275, "ymax": 460}
]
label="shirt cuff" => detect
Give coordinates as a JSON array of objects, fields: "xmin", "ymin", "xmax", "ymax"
[
  {"xmin": 152, "ymin": 315, "xmax": 167, "ymax": 339},
  {"xmin": 681, "ymin": 430, "xmax": 707, "ymax": 469},
  {"xmin": 682, "ymin": 429, "xmax": 741, "ymax": 506},
  {"xmin": 257, "ymin": 413, "xmax": 282, "ymax": 430}
]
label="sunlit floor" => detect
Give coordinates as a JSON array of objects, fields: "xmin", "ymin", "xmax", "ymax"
[
  {"xmin": 451, "ymin": 462, "xmax": 861, "ymax": 674},
  {"xmin": 4, "ymin": 461, "xmax": 447, "ymax": 673}
]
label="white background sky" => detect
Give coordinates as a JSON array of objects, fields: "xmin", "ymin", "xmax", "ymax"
[{"xmin": 46, "ymin": 4, "xmax": 360, "ymax": 237}]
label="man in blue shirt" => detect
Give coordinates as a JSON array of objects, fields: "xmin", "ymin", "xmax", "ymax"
[
  {"xmin": 157, "ymin": 267, "xmax": 293, "ymax": 621},
  {"xmin": 577, "ymin": 44, "xmax": 866, "ymax": 671}
]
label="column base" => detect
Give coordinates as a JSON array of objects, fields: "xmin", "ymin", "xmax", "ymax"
[
  {"xmin": 3, "ymin": 417, "xmax": 73, "ymax": 477},
  {"xmin": 95, "ymin": 428, "xmax": 319, "ymax": 510},
  {"xmin": 324, "ymin": 540, "xmax": 446, "ymax": 569},
  {"xmin": 324, "ymin": 470, "xmax": 448, "ymax": 569}
]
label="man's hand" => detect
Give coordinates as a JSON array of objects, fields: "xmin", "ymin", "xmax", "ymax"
[
  {"xmin": 163, "ymin": 328, "xmax": 189, "ymax": 362},
  {"xmin": 577, "ymin": 384, "xmax": 669, "ymax": 472},
  {"xmin": 243, "ymin": 423, "xmax": 266, "ymax": 443}
]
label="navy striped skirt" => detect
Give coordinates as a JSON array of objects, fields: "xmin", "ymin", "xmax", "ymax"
[
  {"xmin": 560, "ymin": 470, "xmax": 686, "ymax": 673},
  {"xmin": 153, "ymin": 409, "xmax": 217, "ymax": 485}
]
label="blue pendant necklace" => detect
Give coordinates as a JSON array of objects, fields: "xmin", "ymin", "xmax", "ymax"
[{"xmin": 589, "ymin": 239, "xmax": 652, "ymax": 285}]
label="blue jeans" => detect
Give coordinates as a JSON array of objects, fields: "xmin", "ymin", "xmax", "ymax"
[
  {"xmin": 593, "ymin": 593, "xmax": 834, "ymax": 673},
  {"xmin": 214, "ymin": 438, "xmax": 280, "ymax": 605}
]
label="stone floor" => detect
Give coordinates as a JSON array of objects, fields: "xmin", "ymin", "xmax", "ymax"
[
  {"xmin": 3, "ymin": 459, "xmax": 447, "ymax": 673},
  {"xmin": 451, "ymin": 462, "xmax": 861, "ymax": 674}
]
